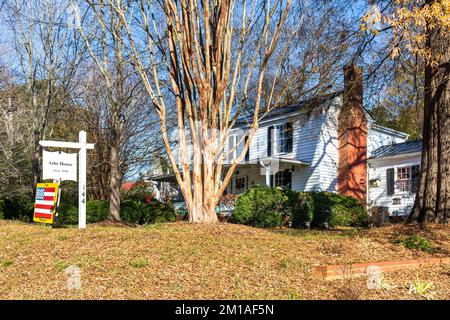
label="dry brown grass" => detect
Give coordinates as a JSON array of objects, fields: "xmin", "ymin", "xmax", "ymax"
[{"xmin": 0, "ymin": 220, "xmax": 448, "ymax": 300}]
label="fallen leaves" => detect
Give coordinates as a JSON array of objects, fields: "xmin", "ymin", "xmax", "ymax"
[{"xmin": 0, "ymin": 220, "xmax": 448, "ymax": 299}]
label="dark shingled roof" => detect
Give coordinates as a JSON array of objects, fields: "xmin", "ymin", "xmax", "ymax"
[
  {"xmin": 371, "ymin": 140, "xmax": 422, "ymax": 159},
  {"xmin": 235, "ymin": 91, "xmax": 343, "ymax": 125}
]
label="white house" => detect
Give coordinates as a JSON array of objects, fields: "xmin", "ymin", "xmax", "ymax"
[
  {"xmin": 148, "ymin": 65, "xmax": 421, "ymax": 216},
  {"xmin": 367, "ymin": 140, "xmax": 422, "ymax": 216}
]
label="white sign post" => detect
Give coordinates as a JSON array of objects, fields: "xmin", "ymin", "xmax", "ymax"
[{"xmin": 39, "ymin": 131, "xmax": 94, "ymax": 229}]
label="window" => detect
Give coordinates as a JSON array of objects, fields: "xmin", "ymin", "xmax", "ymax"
[
  {"xmin": 228, "ymin": 133, "xmax": 249, "ymax": 162},
  {"xmin": 272, "ymin": 170, "xmax": 292, "ymax": 190},
  {"xmin": 267, "ymin": 122, "xmax": 293, "ymax": 156},
  {"xmin": 277, "ymin": 122, "xmax": 293, "ymax": 153},
  {"xmin": 234, "ymin": 176, "xmax": 248, "ymax": 194},
  {"xmin": 396, "ymin": 165, "xmax": 420, "ymax": 194}
]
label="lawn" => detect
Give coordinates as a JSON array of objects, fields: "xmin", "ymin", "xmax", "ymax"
[{"xmin": 0, "ymin": 220, "xmax": 449, "ymax": 300}]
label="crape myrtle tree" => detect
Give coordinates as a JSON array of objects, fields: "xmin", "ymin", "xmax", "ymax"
[
  {"xmin": 363, "ymin": 0, "xmax": 449, "ymax": 223},
  {"xmin": 104, "ymin": 0, "xmax": 293, "ymax": 223}
]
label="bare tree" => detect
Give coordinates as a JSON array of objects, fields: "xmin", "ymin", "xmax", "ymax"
[
  {"xmin": 76, "ymin": 1, "xmax": 165, "ymax": 221},
  {"xmin": 78, "ymin": 64, "xmax": 165, "ymax": 202},
  {"xmin": 2, "ymin": 0, "xmax": 84, "ymax": 194}
]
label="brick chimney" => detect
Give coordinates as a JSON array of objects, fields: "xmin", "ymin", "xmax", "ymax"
[{"xmin": 337, "ymin": 64, "xmax": 367, "ymax": 201}]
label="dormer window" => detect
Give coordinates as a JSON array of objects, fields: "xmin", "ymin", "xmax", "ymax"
[{"xmin": 268, "ymin": 122, "xmax": 293, "ymax": 156}]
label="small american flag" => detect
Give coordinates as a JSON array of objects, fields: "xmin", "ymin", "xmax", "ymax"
[{"xmin": 34, "ymin": 186, "xmax": 56, "ymax": 220}]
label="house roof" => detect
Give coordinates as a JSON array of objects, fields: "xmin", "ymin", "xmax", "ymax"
[
  {"xmin": 370, "ymin": 140, "xmax": 422, "ymax": 159},
  {"xmin": 370, "ymin": 123, "xmax": 409, "ymax": 139},
  {"xmin": 235, "ymin": 91, "xmax": 343, "ymax": 125},
  {"xmin": 122, "ymin": 182, "xmax": 136, "ymax": 191}
]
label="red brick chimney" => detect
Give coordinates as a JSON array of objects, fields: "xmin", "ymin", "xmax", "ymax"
[{"xmin": 338, "ymin": 64, "xmax": 367, "ymax": 201}]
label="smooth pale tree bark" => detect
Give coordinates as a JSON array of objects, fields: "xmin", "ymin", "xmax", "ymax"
[{"xmin": 409, "ymin": 21, "xmax": 450, "ymax": 223}]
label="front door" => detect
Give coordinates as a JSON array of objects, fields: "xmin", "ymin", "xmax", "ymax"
[{"xmin": 233, "ymin": 176, "xmax": 248, "ymax": 194}]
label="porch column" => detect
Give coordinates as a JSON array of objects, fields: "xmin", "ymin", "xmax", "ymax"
[
  {"xmin": 265, "ymin": 167, "xmax": 271, "ymax": 187},
  {"xmin": 259, "ymin": 160, "xmax": 272, "ymax": 187}
]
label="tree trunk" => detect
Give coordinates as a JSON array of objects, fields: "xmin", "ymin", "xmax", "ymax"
[
  {"xmin": 409, "ymin": 22, "xmax": 450, "ymax": 224},
  {"xmin": 186, "ymin": 139, "xmax": 218, "ymax": 223},
  {"xmin": 108, "ymin": 116, "xmax": 122, "ymax": 222},
  {"xmin": 32, "ymin": 130, "xmax": 42, "ymax": 191}
]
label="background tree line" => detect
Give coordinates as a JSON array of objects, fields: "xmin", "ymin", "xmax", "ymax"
[{"xmin": 0, "ymin": 0, "xmax": 447, "ymax": 223}]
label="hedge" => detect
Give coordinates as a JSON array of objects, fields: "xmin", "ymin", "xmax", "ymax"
[
  {"xmin": 0, "ymin": 199, "xmax": 5, "ymax": 220},
  {"xmin": 1, "ymin": 196, "xmax": 34, "ymax": 222},
  {"xmin": 231, "ymin": 186, "xmax": 289, "ymax": 228},
  {"xmin": 289, "ymin": 191, "xmax": 369, "ymax": 228},
  {"xmin": 0, "ymin": 194, "xmax": 175, "ymax": 226},
  {"xmin": 121, "ymin": 200, "xmax": 176, "ymax": 224},
  {"xmin": 232, "ymin": 188, "xmax": 369, "ymax": 229}
]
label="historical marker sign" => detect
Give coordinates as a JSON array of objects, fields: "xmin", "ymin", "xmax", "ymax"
[
  {"xmin": 39, "ymin": 131, "xmax": 94, "ymax": 229},
  {"xmin": 33, "ymin": 182, "xmax": 59, "ymax": 224},
  {"xmin": 43, "ymin": 150, "xmax": 77, "ymax": 181}
]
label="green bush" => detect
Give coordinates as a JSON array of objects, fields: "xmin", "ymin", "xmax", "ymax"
[
  {"xmin": 57, "ymin": 200, "xmax": 109, "ymax": 225},
  {"xmin": 232, "ymin": 186, "xmax": 288, "ymax": 228},
  {"xmin": 285, "ymin": 191, "xmax": 313, "ymax": 228},
  {"xmin": 0, "ymin": 199, "xmax": 4, "ymax": 219},
  {"xmin": 57, "ymin": 198, "xmax": 175, "ymax": 226},
  {"xmin": 2, "ymin": 196, "xmax": 34, "ymax": 222},
  {"xmin": 121, "ymin": 199, "xmax": 175, "ymax": 224},
  {"xmin": 289, "ymin": 191, "xmax": 368, "ymax": 228},
  {"xmin": 57, "ymin": 202, "xmax": 78, "ymax": 225},
  {"xmin": 394, "ymin": 235, "xmax": 436, "ymax": 253},
  {"xmin": 86, "ymin": 200, "xmax": 110, "ymax": 223}
]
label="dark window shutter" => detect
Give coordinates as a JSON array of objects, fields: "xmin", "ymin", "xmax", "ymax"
[
  {"xmin": 411, "ymin": 165, "xmax": 420, "ymax": 193},
  {"xmin": 244, "ymin": 136, "xmax": 249, "ymax": 162},
  {"xmin": 267, "ymin": 126, "xmax": 274, "ymax": 156},
  {"xmin": 285, "ymin": 122, "xmax": 293, "ymax": 153},
  {"xmin": 286, "ymin": 170, "xmax": 292, "ymax": 190},
  {"xmin": 270, "ymin": 174, "xmax": 274, "ymax": 187},
  {"xmin": 387, "ymin": 168, "xmax": 395, "ymax": 196}
]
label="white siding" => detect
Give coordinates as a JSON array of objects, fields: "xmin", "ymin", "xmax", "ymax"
[
  {"xmin": 367, "ymin": 124, "xmax": 407, "ymax": 157},
  {"xmin": 179, "ymin": 97, "xmax": 412, "ymax": 198},
  {"xmin": 367, "ymin": 154, "xmax": 421, "ymax": 216},
  {"xmin": 316, "ymin": 102, "xmax": 340, "ymax": 192}
]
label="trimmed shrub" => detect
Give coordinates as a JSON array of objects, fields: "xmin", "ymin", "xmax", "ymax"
[
  {"xmin": 57, "ymin": 198, "xmax": 175, "ymax": 226},
  {"xmin": 86, "ymin": 200, "xmax": 109, "ymax": 223},
  {"xmin": 0, "ymin": 199, "xmax": 4, "ymax": 219},
  {"xmin": 232, "ymin": 186, "xmax": 288, "ymax": 228},
  {"xmin": 121, "ymin": 199, "xmax": 175, "ymax": 224},
  {"xmin": 285, "ymin": 191, "xmax": 313, "ymax": 228},
  {"xmin": 289, "ymin": 191, "xmax": 369, "ymax": 228},
  {"xmin": 57, "ymin": 200, "xmax": 109, "ymax": 225},
  {"xmin": 57, "ymin": 202, "xmax": 78, "ymax": 225},
  {"xmin": 2, "ymin": 196, "xmax": 34, "ymax": 222}
]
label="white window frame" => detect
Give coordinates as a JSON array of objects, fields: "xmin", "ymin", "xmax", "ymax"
[
  {"xmin": 395, "ymin": 165, "xmax": 419, "ymax": 194},
  {"xmin": 271, "ymin": 123, "xmax": 292, "ymax": 155}
]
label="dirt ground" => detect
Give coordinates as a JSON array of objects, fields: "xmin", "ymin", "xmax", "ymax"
[{"xmin": 0, "ymin": 220, "xmax": 448, "ymax": 300}]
